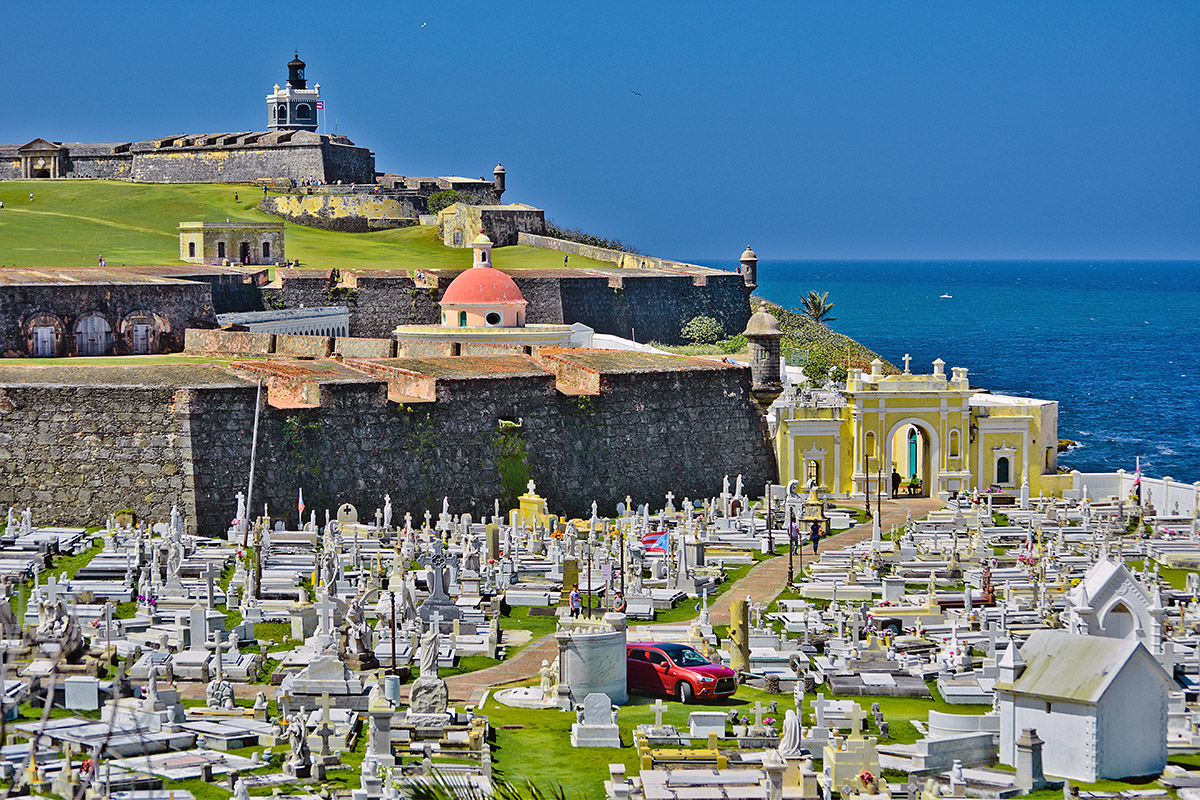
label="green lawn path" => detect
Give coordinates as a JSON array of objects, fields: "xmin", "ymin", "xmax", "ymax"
[{"xmin": 0, "ymin": 180, "xmax": 614, "ymax": 271}]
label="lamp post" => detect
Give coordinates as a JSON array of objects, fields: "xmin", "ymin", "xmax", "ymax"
[{"xmin": 863, "ymin": 452, "xmax": 872, "ymax": 519}]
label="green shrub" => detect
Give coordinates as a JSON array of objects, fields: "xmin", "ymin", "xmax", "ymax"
[
  {"xmin": 681, "ymin": 315, "xmax": 725, "ymax": 345},
  {"xmin": 427, "ymin": 190, "xmax": 463, "ymax": 214}
]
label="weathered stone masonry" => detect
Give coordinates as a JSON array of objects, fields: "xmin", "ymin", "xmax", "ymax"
[
  {"xmin": 0, "ymin": 351, "xmax": 775, "ymax": 534},
  {"xmin": 264, "ymin": 268, "xmax": 752, "ymax": 345}
]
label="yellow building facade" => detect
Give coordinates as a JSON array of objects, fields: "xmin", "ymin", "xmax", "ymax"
[{"xmin": 775, "ymin": 357, "xmax": 1070, "ymax": 500}]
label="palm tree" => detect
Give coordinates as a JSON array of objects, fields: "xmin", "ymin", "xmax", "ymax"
[{"xmin": 800, "ymin": 290, "xmax": 836, "ymax": 324}]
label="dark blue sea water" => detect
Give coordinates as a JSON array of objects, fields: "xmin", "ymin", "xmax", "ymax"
[{"xmin": 694, "ymin": 260, "xmax": 1200, "ymax": 482}]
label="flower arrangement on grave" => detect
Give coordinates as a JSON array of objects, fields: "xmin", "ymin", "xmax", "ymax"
[
  {"xmin": 1017, "ymin": 551, "xmax": 1038, "ymax": 567},
  {"xmin": 858, "ymin": 769, "xmax": 876, "ymax": 790}
]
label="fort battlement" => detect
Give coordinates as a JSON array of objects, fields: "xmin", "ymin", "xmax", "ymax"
[
  {"xmin": 0, "ymin": 344, "xmax": 775, "ymax": 533},
  {"xmin": 0, "ymin": 130, "xmax": 374, "ymax": 184}
]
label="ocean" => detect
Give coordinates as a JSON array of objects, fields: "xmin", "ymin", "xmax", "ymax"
[{"xmin": 694, "ymin": 260, "xmax": 1200, "ymax": 483}]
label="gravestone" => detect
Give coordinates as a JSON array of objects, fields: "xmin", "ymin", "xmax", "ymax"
[
  {"xmin": 65, "ymin": 676, "xmax": 99, "ymax": 710},
  {"xmin": 570, "ymin": 692, "xmax": 622, "ymax": 748}
]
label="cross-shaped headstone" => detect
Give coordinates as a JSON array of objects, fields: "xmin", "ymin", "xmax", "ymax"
[
  {"xmin": 813, "ymin": 693, "xmax": 829, "ymax": 728},
  {"xmin": 526, "ymin": 479, "xmax": 537, "ymax": 495},
  {"xmin": 44, "ymin": 575, "xmax": 61, "ymax": 605},
  {"xmin": 423, "ymin": 510, "xmax": 432, "ymax": 531},
  {"xmin": 653, "ymin": 698, "xmax": 667, "ymax": 729},
  {"xmin": 314, "ymin": 692, "xmax": 336, "ymax": 757},
  {"xmin": 845, "ymin": 703, "xmax": 866, "ymax": 737},
  {"xmin": 664, "ymin": 492, "xmax": 675, "ymax": 510},
  {"xmin": 315, "ymin": 591, "xmax": 337, "ymax": 637},
  {"xmin": 204, "ymin": 562, "xmax": 220, "ymax": 610},
  {"xmin": 902, "ymin": 353, "xmax": 912, "ymax": 373},
  {"xmin": 752, "ymin": 701, "xmax": 765, "ymax": 731}
]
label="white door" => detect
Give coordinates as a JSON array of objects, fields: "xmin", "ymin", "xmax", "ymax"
[
  {"xmin": 32, "ymin": 326, "xmax": 55, "ymax": 357},
  {"xmin": 76, "ymin": 316, "xmax": 112, "ymax": 356},
  {"xmin": 133, "ymin": 324, "xmax": 152, "ymax": 354}
]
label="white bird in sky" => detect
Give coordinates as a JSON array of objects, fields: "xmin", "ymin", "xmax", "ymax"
[{"xmin": 421, "ymin": 22, "xmax": 427, "ymax": 28}]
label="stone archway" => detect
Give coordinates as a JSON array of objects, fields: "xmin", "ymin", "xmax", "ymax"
[
  {"xmin": 22, "ymin": 312, "xmax": 65, "ymax": 357},
  {"xmin": 884, "ymin": 417, "xmax": 940, "ymax": 498},
  {"xmin": 73, "ymin": 313, "xmax": 113, "ymax": 356}
]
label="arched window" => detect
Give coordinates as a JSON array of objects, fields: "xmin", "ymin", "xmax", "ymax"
[
  {"xmin": 296, "ymin": 104, "xmax": 312, "ymax": 120},
  {"xmin": 458, "ymin": 310, "xmax": 467, "ymax": 328},
  {"xmin": 949, "ymin": 429, "xmax": 960, "ymax": 458},
  {"xmin": 996, "ymin": 456, "xmax": 1010, "ymax": 485},
  {"xmin": 864, "ymin": 431, "xmax": 876, "ymax": 460},
  {"xmin": 188, "ymin": 242, "xmax": 196, "ymax": 258},
  {"xmin": 277, "ymin": 105, "xmax": 287, "ymax": 121},
  {"xmin": 806, "ymin": 460, "xmax": 820, "ymax": 486},
  {"xmin": 262, "ymin": 241, "xmax": 271, "ymax": 259}
]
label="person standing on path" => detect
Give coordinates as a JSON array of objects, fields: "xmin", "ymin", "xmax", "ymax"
[
  {"xmin": 891, "ymin": 469, "xmax": 902, "ymax": 498},
  {"xmin": 569, "ymin": 584, "xmax": 581, "ymax": 618},
  {"xmin": 788, "ymin": 513, "xmax": 800, "ymax": 555},
  {"xmin": 809, "ymin": 520, "xmax": 821, "ymax": 554}
]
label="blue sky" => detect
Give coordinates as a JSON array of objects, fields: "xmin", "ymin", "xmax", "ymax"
[{"xmin": 3, "ymin": 1, "xmax": 1197, "ymax": 260}]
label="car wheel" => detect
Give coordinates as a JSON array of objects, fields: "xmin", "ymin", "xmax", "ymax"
[{"xmin": 677, "ymin": 681, "xmax": 694, "ymax": 704}]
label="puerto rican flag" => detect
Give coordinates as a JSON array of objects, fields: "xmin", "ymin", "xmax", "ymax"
[
  {"xmin": 1130, "ymin": 457, "xmax": 1142, "ymax": 505},
  {"xmin": 642, "ymin": 530, "xmax": 668, "ymax": 554},
  {"xmin": 315, "ymin": 101, "xmax": 324, "ymax": 110},
  {"xmin": 298, "ymin": 487, "xmax": 305, "ymax": 519}
]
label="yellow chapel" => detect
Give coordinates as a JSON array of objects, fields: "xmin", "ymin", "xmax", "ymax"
[{"xmin": 774, "ymin": 356, "xmax": 1071, "ymax": 500}]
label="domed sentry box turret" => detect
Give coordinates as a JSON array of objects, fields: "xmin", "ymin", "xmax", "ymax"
[{"xmin": 743, "ymin": 307, "xmax": 783, "ymax": 412}]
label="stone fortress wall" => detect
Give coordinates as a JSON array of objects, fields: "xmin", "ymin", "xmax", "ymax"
[
  {"xmin": 0, "ymin": 133, "xmax": 374, "ymax": 185},
  {"xmin": 0, "ymin": 347, "xmax": 776, "ymax": 534},
  {"xmin": 265, "ymin": 265, "xmax": 753, "ymax": 345},
  {"xmin": 0, "ymin": 276, "xmax": 217, "ymax": 357}
]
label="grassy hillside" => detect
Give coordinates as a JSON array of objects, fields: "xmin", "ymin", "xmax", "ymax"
[{"xmin": 0, "ymin": 180, "xmax": 610, "ymax": 271}]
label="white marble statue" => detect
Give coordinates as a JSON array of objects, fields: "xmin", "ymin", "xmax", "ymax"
[{"xmin": 778, "ymin": 709, "xmax": 805, "ymax": 758}]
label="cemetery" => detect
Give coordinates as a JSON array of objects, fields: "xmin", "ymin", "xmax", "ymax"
[{"xmin": 0, "ymin": 470, "xmax": 1194, "ymax": 800}]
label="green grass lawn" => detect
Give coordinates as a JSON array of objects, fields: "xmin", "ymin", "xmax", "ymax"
[{"xmin": 0, "ymin": 180, "xmax": 614, "ymax": 271}]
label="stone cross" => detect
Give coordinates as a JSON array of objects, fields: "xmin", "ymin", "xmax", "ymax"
[
  {"xmin": 813, "ymin": 693, "xmax": 829, "ymax": 728},
  {"xmin": 752, "ymin": 701, "xmax": 765, "ymax": 732},
  {"xmin": 315, "ymin": 591, "xmax": 338, "ymax": 637},
  {"xmin": 845, "ymin": 703, "xmax": 867, "ymax": 737},
  {"xmin": 653, "ymin": 698, "xmax": 667, "ymax": 729},
  {"xmin": 204, "ymin": 562, "xmax": 220, "ymax": 610},
  {"xmin": 315, "ymin": 692, "xmax": 336, "ymax": 757},
  {"xmin": 212, "ymin": 630, "xmax": 227, "ymax": 681},
  {"xmin": 664, "ymin": 492, "xmax": 675, "ymax": 512},
  {"xmin": 423, "ymin": 510, "xmax": 431, "ymax": 531},
  {"xmin": 903, "ymin": 353, "xmax": 912, "ymax": 373},
  {"xmin": 527, "ymin": 479, "xmax": 537, "ymax": 495},
  {"xmin": 752, "ymin": 601, "xmax": 767, "ymax": 630}
]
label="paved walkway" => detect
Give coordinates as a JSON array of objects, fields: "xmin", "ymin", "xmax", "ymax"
[{"xmin": 416, "ymin": 496, "xmax": 942, "ymax": 702}]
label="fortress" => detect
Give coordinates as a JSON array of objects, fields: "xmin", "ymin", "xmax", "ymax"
[{"xmin": 0, "ymin": 55, "xmax": 375, "ymax": 185}]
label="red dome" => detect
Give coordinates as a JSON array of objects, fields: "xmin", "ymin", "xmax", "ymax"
[{"xmin": 440, "ymin": 267, "xmax": 527, "ymax": 306}]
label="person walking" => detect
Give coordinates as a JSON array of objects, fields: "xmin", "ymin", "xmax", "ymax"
[
  {"xmin": 809, "ymin": 520, "xmax": 822, "ymax": 554},
  {"xmin": 891, "ymin": 468, "xmax": 902, "ymax": 498},
  {"xmin": 569, "ymin": 583, "xmax": 582, "ymax": 618}
]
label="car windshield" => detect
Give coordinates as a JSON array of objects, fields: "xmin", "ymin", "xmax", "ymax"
[{"xmin": 661, "ymin": 645, "xmax": 711, "ymax": 667}]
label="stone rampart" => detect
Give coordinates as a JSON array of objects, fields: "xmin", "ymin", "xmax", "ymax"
[
  {"xmin": 1, "ymin": 281, "xmax": 215, "ymax": 357},
  {"xmin": 262, "ymin": 267, "xmax": 749, "ymax": 345},
  {"xmin": 260, "ymin": 193, "xmax": 421, "ymax": 232},
  {"xmin": 0, "ymin": 136, "xmax": 374, "ymax": 184},
  {"xmin": 0, "ymin": 383, "xmax": 198, "ymax": 526},
  {"xmin": 0, "ymin": 353, "xmax": 775, "ymax": 534}
]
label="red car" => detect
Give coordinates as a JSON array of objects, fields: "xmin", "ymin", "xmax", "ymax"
[{"xmin": 627, "ymin": 642, "xmax": 737, "ymax": 703}]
